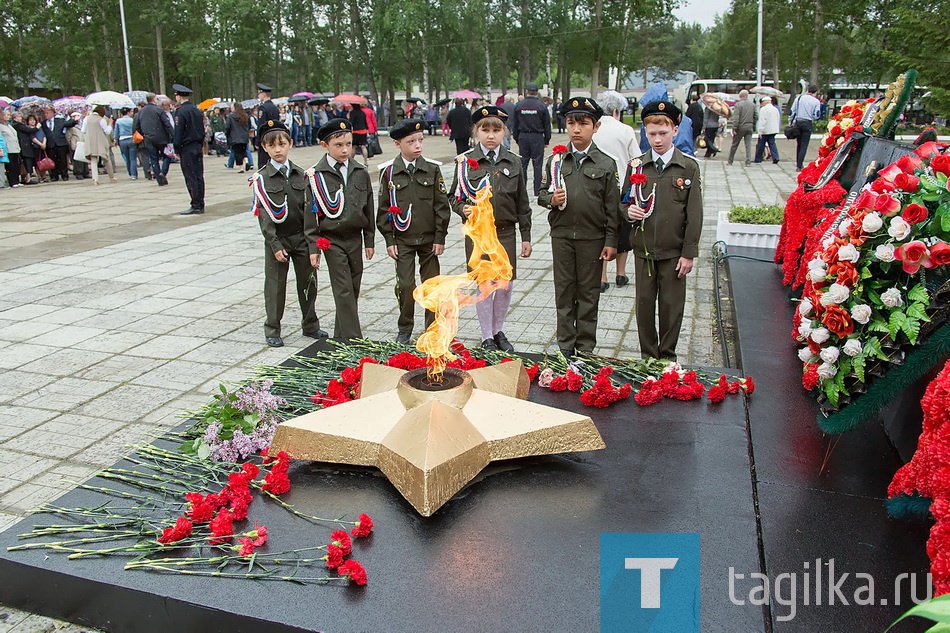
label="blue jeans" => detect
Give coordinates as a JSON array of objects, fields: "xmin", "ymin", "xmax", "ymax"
[
  {"xmin": 119, "ymin": 139, "xmax": 138, "ymax": 178},
  {"xmin": 291, "ymin": 122, "xmax": 300, "ymax": 146},
  {"xmin": 226, "ymin": 144, "xmax": 254, "ymax": 168},
  {"xmin": 145, "ymin": 141, "xmax": 170, "ymax": 178},
  {"xmin": 301, "ymin": 125, "xmax": 311, "ymax": 146},
  {"xmin": 754, "ymin": 134, "xmax": 779, "ymax": 163}
]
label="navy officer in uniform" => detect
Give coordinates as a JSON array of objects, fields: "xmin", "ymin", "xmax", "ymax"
[
  {"xmin": 511, "ymin": 83, "xmax": 551, "ymax": 195},
  {"xmin": 172, "ymin": 84, "xmax": 206, "ymax": 215}
]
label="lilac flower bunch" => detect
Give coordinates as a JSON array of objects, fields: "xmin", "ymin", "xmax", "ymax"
[{"xmin": 183, "ymin": 382, "xmax": 287, "ymax": 462}]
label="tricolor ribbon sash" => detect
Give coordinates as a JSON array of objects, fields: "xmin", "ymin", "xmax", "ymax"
[
  {"xmin": 249, "ymin": 172, "xmax": 288, "ymax": 223},
  {"xmin": 306, "ymin": 168, "xmax": 345, "ymax": 219},
  {"xmin": 386, "ymin": 164, "xmax": 412, "ymax": 231}
]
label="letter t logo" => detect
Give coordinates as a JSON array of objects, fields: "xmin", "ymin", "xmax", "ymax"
[{"xmin": 625, "ymin": 558, "xmax": 679, "ymax": 608}]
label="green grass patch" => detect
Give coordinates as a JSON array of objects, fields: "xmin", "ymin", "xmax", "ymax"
[{"xmin": 728, "ymin": 204, "xmax": 784, "ymax": 225}]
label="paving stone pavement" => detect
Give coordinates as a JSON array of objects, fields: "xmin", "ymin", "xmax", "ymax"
[{"xmin": 0, "ymin": 131, "xmax": 808, "ymax": 631}]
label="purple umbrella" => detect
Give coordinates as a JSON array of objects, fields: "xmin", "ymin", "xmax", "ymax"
[
  {"xmin": 52, "ymin": 96, "xmax": 90, "ymax": 116},
  {"xmin": 292, "ymin": 91, "xmax": 315, "ymax": 98}
]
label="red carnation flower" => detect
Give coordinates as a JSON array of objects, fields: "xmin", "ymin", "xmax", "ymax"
[
  {"xmin": 209, "ymin": 508, "xmax": 234, "ymax": 545},
  {"xmin": 802, "ymin": 364, "xmax": 820, "ymax": 391},
  {"xmin": 351, "ymin": 513, "xmax": 374, "ymax": 538},
  {"xmin": 316, "ymin": 237, "xmax": 331, "ymax": 251},
  {"xmin": 158, "ymin": 516, "xmax": 193, "ymax": 544},
  {"xmin": 466, "ymin": 158, "xmax": 479, "ymax": 170},
  {"xmin": 708, "ymin": 385, "xmax": 726, "ymax": 404},
  {"xmin": 249, "ymin": 523, "xmax": 268, "ymax": 546},
  {"xmin": 549, "ymin": 376, "xmax": 568, "ymax": 392},
  {"xmin": 185, "ymin": 492, "xmax": 217, "ymax": 523},
  {"xmin": 228, "ymin": 497, "xmax": 250, "ymax": 521},
  {"xmin": 741, "ymin": 376, "xmax": 755, "ymax": 395},
  {"xmin": 566, "ymin": 369, "xmax": 583, "ymax": 392},
  {"xmin": 325, "ymin": 543, "xmax": 344, "ymax": 569},
  {"xmin": 242, "ymin": 462, "xmax": 260, "ymax": 480},
  {"xmin": 552, "ymin": 145, "xmax": 568, "ymax": 155},
  {"xmin": 525, "ymin": 363, "xmax": 540, "ymax": 381},
  {"xmin": 388, "ymin": 205, "xmax": 401, "ymax": 214},
  {"xmin": 237, "ymin": 537, "xmax": 255, "ymax": 556},
  {"xmin": 331, "ymin": 529, "xmax": 353, "ymax": 555},
  {"xmin": 338, "ymin": 559, "xmax": 368, "ymax": 586},
  {"xmin": 629, "ymin": 173, "xmax": 647, "ymax": 185}
]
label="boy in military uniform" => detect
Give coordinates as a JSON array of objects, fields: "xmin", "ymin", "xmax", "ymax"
[
  {"xmin": 538, "ymin": 97, "xmax": 622, "ymax": 357},
  {"xmin": 449, "ymin": 105, "xmax": 532, "ymax": 352},
  {"xmin": 252, "ymin": 120, "xmax": 327, "ymax": 347},
  {"xmin": 307, "ymin": 118, "xmax": 376, "ymax": 339},
  {"xmin": 376, "ymin": 118, "xmax": 451, "ymax": 344},
  {"xmin": 624, "ymin": 101, "xmax": 702, "ymax": 361}
]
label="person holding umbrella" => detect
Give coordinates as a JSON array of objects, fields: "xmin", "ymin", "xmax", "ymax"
[{"xmin": 172, "ymin": 84, "xmax": 206, "ymax": 215}]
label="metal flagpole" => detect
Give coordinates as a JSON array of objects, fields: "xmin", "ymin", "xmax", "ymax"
[
  {"xmin": 119, "ymin": 0, "xmax": 133, "ymax": 92},
  {"xmin": 756, "ymin": 0, "xmax": 763, "ymax": 86}
]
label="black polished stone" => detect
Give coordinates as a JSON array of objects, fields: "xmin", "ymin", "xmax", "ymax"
[{"xmin": 729, "ymin": 249, "xmax": 931, "ymax": 632}]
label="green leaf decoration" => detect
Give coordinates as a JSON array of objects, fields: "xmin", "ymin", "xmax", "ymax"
[
  {"xmin": 824, "ymin": 380, "xmax": 840, "ymax": 407},
  {"xmin": 908, "ymin": 302, "xmax": 930, "ymax": 322},
  {"xmin": 853, "ymin": 354, "xmax": 866, "ymax": 383},
  {"xmin": 908, "ymin": 284, "xmax": 930, "ymax": 304},
  {"xmin": 868, "ymin": 318, "xmax": 890, "ymax": 334},
  {"xmin": 888, "ymin": 311, "xmax": 907, "ymax": 339},
  {"xmin": 903, "ymin": 317, "xmax": 921, "ymax": 345},
  {"xmin": 888, "ymin": 593, "xmax": 950, "ymax": 630},
  {"xmin": 925, "ymin": 624, "xmax": 950, "ymax": 633},
  {"xmin": 860, "ymin": 267, "xmax": 873, "ymax": 280}
]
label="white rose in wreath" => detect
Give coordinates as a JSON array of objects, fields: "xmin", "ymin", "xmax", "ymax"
[
  {"xmin": 798, "ymin": 299, "xmax": 813, "ymax": 316},
  {"xmin": 820, "ymin": 346, "xmax": 840, "ymax": 363},
  {"xmin": 827, "ymin": 283, "xmax": 851, "ymax": 304},
  {"xmin": 808, "ymin": 257, "xmax": 826, "ymax": 271},
  {"xmin": 822, "ymin": 236, "xmax": 835, "ymax": 249},
  {"xmin": 862, "ymin": 212, "xmax": 884, "ymax": 234},
  {"xmin": 817, "ymin": 362, "xmax": 838, "ymax": 379},
  {"xmin": 798, "ymin": 321, "xmax": 814, "ymax": 339},
  {"xmin": 875, "ymin": 243, "xmax": 896, "ymax": 262},
  {"xmin": 843, "ymin": 339, "xmax": 863, "ymax": 357},
  {"xmin": 811, "ymin": 327, "xmax": 831, "ymax": 344},
  {"xmin": 881, "ymin": 288, "xmax": 904, "ymax": 308},
  {"xmin": 808, "ymin": 267, "xmax": 827, "ymax": 282},
  {"xmin": 838, "ymin": 218, "xmax": 853, "ymax": 236},
  {"xmin": 888, "ymin": 216, "xmax": 911, "ymax": 241},
  {"xmin": 837, "ymin": 243, "xmax": 860, "ymax": 262},
  {"xmin": 850, "ymin": 304, "xmax": 872, "ymax": 324},
  {"xmin": 798, "ymin": 347, "xmax": 815, "ymax": 362}
]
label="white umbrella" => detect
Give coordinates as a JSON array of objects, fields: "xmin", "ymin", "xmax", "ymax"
[
  {"xmin": 86, "ymin": 91, "xmax": 136, "ymax": 107},
  {"xmin": 751, "ymin": 86, "xmax": 784, "ymax": 99}
]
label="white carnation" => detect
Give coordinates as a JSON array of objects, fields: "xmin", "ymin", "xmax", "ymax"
[
  {"xmin": 798, "ymin": 347, "xmax": 815, "ymax": 362},
  {"xmin": 881, "ymin": 288, "xmax": 904, "ymax": 308},
  {"xmin": 862, "ymin": 212, "xmax": 883, "ymax": 234},
  {"xmin": 820, "ymin": 346, "xmax": 840, "ymax": 363},
  {"xmin": 843, "ymin": 339, "xmax": 863, "ymax": 357},
  {"xmin": 837, "ymin": 243, "xmax": 860, "ymax": 262},
  {"xmin": 850, "ymin": 304, "xmax": 872, "ymax": 325},
  {"xmin": 811, "ymin": 327, "xmax": 831, "ymax": 344},
  {"xmin": 888, "ymin": 216, "xmax": 911, "ymax": 241},
  {"xmin": 817, "ymin": 362, "xmax": 838, "ymax": 379},
  {"xmin": 875, "ymin": 243, "xmax": 896, "ymax": 262},
  {"xmin": 798, "ymin": 299, "xmax": 813, "ymax": 316}
]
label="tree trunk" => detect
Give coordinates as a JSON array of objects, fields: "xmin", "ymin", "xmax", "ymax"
[
  {"xmin": 156, "ymin": 25, "xmax": 165, "ymax": 94},
  {"xmin": 405, "ymin": 53, "xmax": 412, "ymax": 99},
  {"xmin": 92, "ymin": 58, "xmax": 101, "ymax": 92},
  {"xmin": 484, "ymin": 36, "xmax": 492, "ymax": 100},
  {"xmin": 347, "ymin": 0, "xmax": 379, "ymax": 104},
  {"xmin": 810, "ymin": 0, "xmax": 822, "ymax": 86},
  {"xmin": 590, "ymin": 0, "xmax": 602, "ymax": 97}
]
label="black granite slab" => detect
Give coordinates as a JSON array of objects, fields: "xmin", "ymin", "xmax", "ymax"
[
  {"xmin": 0, "ymin": 344, "xmax": 765, "ymax": 632},
  {"xmin": 729, "ymin": 248, "xmax": 932, "ymax": 632}
]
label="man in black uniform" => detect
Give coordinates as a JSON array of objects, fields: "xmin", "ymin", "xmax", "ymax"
[
  {"xmin": 256, "ymin": 82, "xmax": 281, "ymax": 168},
  {"xmin": 41, "ymin": 106, "xmax": 77, "ymax": 181},
  {"xmin": 511, "ymin": 83, "xmax": 551, "ymax": 195},
  {"xmin": 172, "ymin": 84, "xmax": 206, "ymax": 215},
  {"xmin": 133, "ymin": 93, "xmax": 173, "ymax": 185}
]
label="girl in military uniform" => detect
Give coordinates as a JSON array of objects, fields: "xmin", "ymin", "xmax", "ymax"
[{"xmin": 449, "ymin": 105, "xmax": 532, "ymax": 352}]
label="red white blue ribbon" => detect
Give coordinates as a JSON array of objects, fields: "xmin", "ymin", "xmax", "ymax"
[
  {"xmin": 249, "ymin": 173, "xmax": 288, "ymax": 223},
  {"xmin": 306, "ymin": 168, "xmax": 344, "ymax": 219},
  {"xmin": 622, "ymin": 158, "xmax": 655, "ymax": 222},
  {"xmin": 454, "ymin": 155, "xmax": 481, "ymax": 202},
  {"xmin": 385, "ymin": 164, "xmax": 412, "ymax": 231}
]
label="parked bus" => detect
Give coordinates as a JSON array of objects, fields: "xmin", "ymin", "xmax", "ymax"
[{"xmin": 673, "ymin": 79, "xmax": 786, "ymax": 109}]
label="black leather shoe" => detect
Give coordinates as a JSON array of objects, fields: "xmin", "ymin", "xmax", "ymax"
[
  {"xmin": 481, "ymin": 338, "xmax": 499, "ymax": 351},
  {"xmin": 303, "ymin": 329, "xmax": 329, "ymax": 339},
  {"xmin": 395, "ymin": 332, "xmax": 411, "ymax": 344},
  {"xmin": 615, "ymin": 275, "xmax": 629, "ymax": 288},
  {"xmin": 157, "ymin": 174, "xmax": 168, "ymax": 186},
  {"xmin": 265, "ymin": 336, "xmax": 284, "ymax": 347},
  {"xmin": 559, "ymin": 348, "xmax": 574, "ymax": 358},
  {"xmin": 493, "ymin": 331, "xmax": 514, "ymax": 352},
  {"xmin": 179, "ymin": 208, "xmax": 205, "ymax": 215},
  {"xmin": 600, "ymin": 282, "xmax": 609, "ymax": 293}
]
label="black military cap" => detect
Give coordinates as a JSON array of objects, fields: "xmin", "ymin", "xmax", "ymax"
[
  {"xmin": 641, "ymin": 100, "xmax": 682, "ymax": 125},
  {"xmin": 526, "ymin": 83, "xmax": 539, "ymax": 93},
  {"xmin": 318, "ymin": 118, "xmax": 353, "ymax": 142},
  {"xmin": 472, "ymin": 105, "xmax": 508, "ymax": 123},
  {"xmin": 558, "ymin": 96, "xmax": 605, "ymax": 120},
  {"xmin": 390, "ymin": 118, "xmax": 427, "ymax": 140},
  {"xmin": 256, "ymin": 83, "xmax": 273, "ymax": 93},
  {"xmin": 258, "ymin": 119, "xmax": 290, "ymax": 141},
  {"xmin": 172, "ymin": 84, "xmax": 192, "ymax": 96}
]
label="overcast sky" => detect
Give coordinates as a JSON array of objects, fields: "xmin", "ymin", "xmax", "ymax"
[{"xmin": 673, "ymin": 0, "xmax": 732, "ymax": 28}]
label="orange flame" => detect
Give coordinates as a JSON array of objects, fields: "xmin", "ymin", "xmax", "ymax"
[{"xmin": 414, "ymin": 181, "xmax": 513, "ymax": 379}]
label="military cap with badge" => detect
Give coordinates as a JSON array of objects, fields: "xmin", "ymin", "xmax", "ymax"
[
  {"xmin": 389, "ymin": 118, "xmax": 428, "ymax": 140},
  {"xmin": 640, "ymin": 100, "xmax": 682, "ymax": 125},
  {"xmin": 258, "ymin": 119, "xmax": 291, "ymax": 142},
  {"xmin": 558, "ymin": 96, "xmax": 605, "ymax": 119},
  {"xmin": 172, "ymin": 84, "xmax": 193, "ymax": 96},
  {"xmin": 472, "ymin": 105, "xmax": 508, "ymax": 124},
  {"xmin": 317, "ymin": 118, "xmax": 353, "ymax": 143}
]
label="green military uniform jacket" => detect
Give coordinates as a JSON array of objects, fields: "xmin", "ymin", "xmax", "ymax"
[
  {"xmin": 256, "ymin": 161, "xmax": 319, "ymax": 256},
  {"xmin": 376, "ymin": 155, "xmax": 451, "ymax": 247},
  {"xmin": 623, "ymin": 148, "xmax": 703, "ymax": 260},
  {"xmin": 537, "ymin": 142, "xmax": 622, "ymax": 247},
  {"xmin": 449, "ymin": 145, "xmax": 532, "ymax": 243},
  {"xmin": 307, "ymin": 156, "xmax": 376, "ymax": 248}
]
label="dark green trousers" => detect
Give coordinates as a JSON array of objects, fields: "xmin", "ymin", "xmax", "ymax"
[
  {"xmin": 324, "ymin": 235, "xmax": 364, "ymax": 339},
  {"xmin": 634, "ymin": 255, "xmax": 686, "ymax": 361},
  {"xmin": 394, "ymin": 242, "xmax": 440, "ymax": 334},
  {"xmin": 551, "ymin": 236, "xmax": 604, "ymax": 352},
  {"xmin": 263, "ymin": 242, "xmax": 319, "ymax": 338}
]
